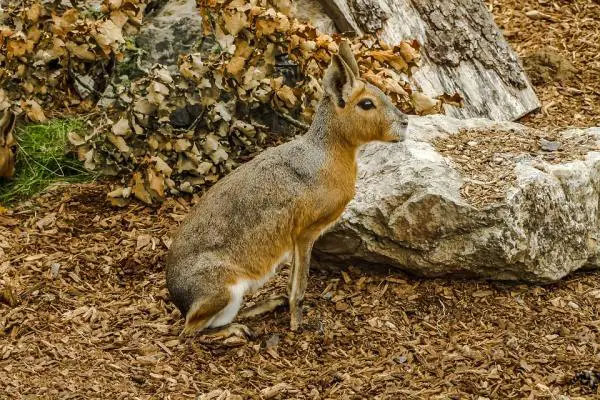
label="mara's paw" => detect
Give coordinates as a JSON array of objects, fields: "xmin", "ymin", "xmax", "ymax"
[
  {"xmin": 290, "ymin": 307, "xmax": 303, "ymax": 332},
  {"xmin": 202, "ymin": 323, "xmax": 256, "ymax": 344}
]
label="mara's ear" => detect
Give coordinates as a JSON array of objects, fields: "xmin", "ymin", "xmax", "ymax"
[
  {"xmin": 323, "ymin": 54, "xmax": 356, "ymax": 108},
  {"xmin": 338, "ymin": 41, "xmax": 359, "ymax": 77}
]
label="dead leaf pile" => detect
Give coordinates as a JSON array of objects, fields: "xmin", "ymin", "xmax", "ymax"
[
  {"xmin": 1, "ymin": 0, "xmax": 461, "ymax": 205},
  {"xmin": 76, "ymin": 0, "xmax": 461, "ymax": 205},
  {"xmin": 0, "ymin": 0, "xmax": 150, "ymax": 120}
]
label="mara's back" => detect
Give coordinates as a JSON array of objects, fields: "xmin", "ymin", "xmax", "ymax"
[{"xmin": 167, "ymin": 135, "xmax": 325, "ymax": 275}]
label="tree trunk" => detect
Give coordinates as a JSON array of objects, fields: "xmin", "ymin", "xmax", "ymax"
[{"xmin": 301, "ymin": 0, "xmax": 540, "ymax": 122}]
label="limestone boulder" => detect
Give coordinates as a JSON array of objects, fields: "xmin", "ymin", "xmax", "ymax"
[{"xmin": 315, "ymin": 115, "xmax": 600, "ymax": 282}]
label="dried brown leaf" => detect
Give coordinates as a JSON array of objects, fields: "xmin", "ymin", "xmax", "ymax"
[
  {"xmin": 132, "ymin": 172, "xmax": 152, "ymax": 204},
  {"xmin": 223, "ymin": 11, "xmax": 247, "ymax": 36},
  {"xmin": 147, "ymin": 168, "xmax": 165, "ymax": 198},
  {"xmin": 94, "ymin": 20, "xmax": 125, "ymax": 53},
  {"xmin": 66, "ymin": 42, "xmax": 97, "ymax": 61},
  {"xmin": 411, "ymin": 92, "xmax": 441, "ymax": 115},
  {"xmin": 107, "ymin": 133, "xmax": 131, "ymax": 153},
  {"xmin": 112, "ymin": 118, "xmax": 131, "ymax": 136},
  {"xmin": 23, "ymin": 99, "xmax": 47, "ymax": 122},
  {"xmin": 367, "ymin": 49, "xmax": 409, "ymax": 72},
  {"xmin": 398, "ymin": 41, "xmax": 420, "ymax": 65}
]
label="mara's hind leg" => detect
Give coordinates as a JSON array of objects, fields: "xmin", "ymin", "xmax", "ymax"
[
  {"xmin": 182, "ymin": 282, "xmax": 253, "ymax": 339},
  {"xmin": 181, "ymin": 291, "xmax": 230, "ymax": 336}
]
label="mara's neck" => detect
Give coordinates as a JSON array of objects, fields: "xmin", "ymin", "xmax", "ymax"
[{"xmin": 305, "ymin": 98, "xmax": 360, "ymax": 165}]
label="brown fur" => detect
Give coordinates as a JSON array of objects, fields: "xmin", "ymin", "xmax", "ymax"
[
  {"xmin": 183, "ymin": 291, "xmax": 230, "ymax": 335},
  {"xmin": 166, "ymin": 41, "xmax": 409, "ymax": 334},
  {"xmin": 0, "ymin": 111, "xmax": 16, "ymax": 178}
]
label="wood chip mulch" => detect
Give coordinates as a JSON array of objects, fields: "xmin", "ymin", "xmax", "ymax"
[
  {"xmin": 492, "ymin": 0, "xmax": 600, "ymax": 128},
  {"xmin": 432, "ymin": 127, "xmax": 600, "ymax": 207},
  {"xmin": 0, "ymin": 183, "xmax": 599, "ymax": 399},
  {"xmin": 1, "ymin": 1, "xmax": 599, "ymax": 399}
]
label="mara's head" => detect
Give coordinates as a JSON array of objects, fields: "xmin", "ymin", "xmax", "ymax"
[{"xmin": 321, "ymin": 41, "xmax": 408, "ymax": 146}]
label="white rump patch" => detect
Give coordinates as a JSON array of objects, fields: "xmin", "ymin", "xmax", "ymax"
[{"xmin": 209, "ymin": 280, "xmax": 246, "ymax": 327}]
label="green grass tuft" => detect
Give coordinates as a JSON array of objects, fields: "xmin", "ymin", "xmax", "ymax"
[{"xmin": 0, "ymin": 119, "xmax": 95, "ymax": 205}]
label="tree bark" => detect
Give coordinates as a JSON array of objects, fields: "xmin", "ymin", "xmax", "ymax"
[{"xmin": 308, "ymin": 0, "xmax": 540, "ymax": 121}]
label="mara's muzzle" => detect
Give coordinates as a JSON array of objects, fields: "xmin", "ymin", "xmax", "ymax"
[{"xmin": 389, "ymin": 119, "xmax": 409, "ymax": 143}]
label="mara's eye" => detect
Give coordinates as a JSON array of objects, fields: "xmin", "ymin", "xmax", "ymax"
[{"xmin": 357, "ymin": 99, "xmax": 376, "ymax": 110}]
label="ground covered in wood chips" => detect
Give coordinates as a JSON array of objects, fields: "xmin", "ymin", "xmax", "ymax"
[
  {"xmin": 425, "ymin": 0, "xmax": 600, "ymax": 209},
  {"xmin": 1, "ymin": 1, "xmax": 600, "ymax": 399},
  {"xmin": 492, "ymin": 0, "xmax": 600, "ymax": 128},
  {"xmin": 432, "ymin": 127, "xmax": 600, "ymax": 207},
  {"xmin": 0, "ymin": 183, "xmax": 599, "ymax": 399}
]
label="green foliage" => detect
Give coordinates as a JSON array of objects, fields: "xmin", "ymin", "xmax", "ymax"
[{"xmin": 0, "ymin": 119, "xmax": 95, "ymax": 205}]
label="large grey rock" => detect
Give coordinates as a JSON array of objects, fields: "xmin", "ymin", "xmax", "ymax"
[
  {"xmin": 315, "ymin": 115, "xmax": 600, "ymax": 282},
  {"xmin": 136, "ymin": 0, "xmax": 203, "ymax": 73}
]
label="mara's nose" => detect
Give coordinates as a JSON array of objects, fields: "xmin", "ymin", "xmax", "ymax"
[{"xmin": 398, "ymin": 120, "xmax": 409, "ymax": 141}]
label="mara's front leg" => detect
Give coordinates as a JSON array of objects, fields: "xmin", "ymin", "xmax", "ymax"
[{"xmin": 288, "ymin": 235, "xmax": 315, "ymax": 331}]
